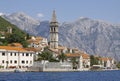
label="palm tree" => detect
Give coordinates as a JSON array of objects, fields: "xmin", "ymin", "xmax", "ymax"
[{"xmin": 58, "ymin": 53, "xmax": 67, "ymax": 62}]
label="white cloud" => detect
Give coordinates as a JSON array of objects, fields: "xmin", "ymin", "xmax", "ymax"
[
  {"xmin": 37, "ymin": 13, "xmax": 44, "ymax": 18},
  {"xmin": 0, "ymin": 12, "xmax": 4, "ymax": 16}
]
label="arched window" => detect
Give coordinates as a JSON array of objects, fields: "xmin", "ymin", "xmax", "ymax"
[{"xmin": 54, "ymin": 27, "xmax": 56, "ymax": 32}]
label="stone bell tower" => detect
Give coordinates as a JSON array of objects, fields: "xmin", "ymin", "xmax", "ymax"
[{"xmin": 50, "ymin": 10, "xmax": 59, "ymax": 50}]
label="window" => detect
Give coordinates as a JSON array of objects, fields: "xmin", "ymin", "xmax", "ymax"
[
  {"xmin": 10, "ymin": 60, "xmax": 12, "ymax": 64},
  {"xmin": 10, "ymin": 53, "xmax": 12, "ymax": 56},
  {"xmin": 2, "ymin": 52, "xmax": 5, "ymax": 56},
  {"xmin": 30, "ymin": 61, "xmax": 32, "ymax": 64},
  {"xmin": 26, "ymin": 61, "xmax": 28, "ymax": 64},
  {"xmin": 14, "ymin": 60, "xmax": 17, "ymax": 64},
  {"xmin": 54, "ymin": 27, "xmax": 56, "ymax": 32},
  {"xmin": 22, "ymin": 53, "xmax": 24, "ymax": 56},
  {"xmin": 26, "ymin": 53, "xmax": 29, "ymax": 56},
  {"xmin": 6, "ymin": 61, "xmax": 8, "ymax": 64},
  {"xmin": 2, "ymin": 60, "xmax": 4, "ymax": 63},
  {"xmin": 21, "ymin": 60, "xmax": 25, "ymax": 64},
  {"xmin": 14, "ymin": 53, "xmax": 16, "ymax": 56}
]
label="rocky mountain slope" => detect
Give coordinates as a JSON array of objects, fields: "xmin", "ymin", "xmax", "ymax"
[
  {"xmin": 2, "ymin": 13, "xmax": 120, "ymax": 61},
  {"xmin": 59, "ymin": 17, "xmax": 120, "ymax": 61},
  {"xmin": 2, "ymin": 12, "xmax": 40, "ymax": 35}
]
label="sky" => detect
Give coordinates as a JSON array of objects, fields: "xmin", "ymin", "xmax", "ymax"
[{"xmin": 0, "ymin": 0, "xmax": 120, "ymax": 23}]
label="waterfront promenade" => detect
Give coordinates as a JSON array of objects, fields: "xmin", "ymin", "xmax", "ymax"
[
  {"xmin": 0, "ymin": 68, "xmax": 27, "ymax": 72},
  {"xmin": 0, "ymin": 68, "xmax": 89, "ymax": 72}
]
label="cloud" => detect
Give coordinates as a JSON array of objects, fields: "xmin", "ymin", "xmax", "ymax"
[
  {"xmin": 0, "ymin": 12, "xmax": 4, "ymax": 16},
  {"xmin": 37, "ymin": 13, "xmax": 44, "ymax": 18}
]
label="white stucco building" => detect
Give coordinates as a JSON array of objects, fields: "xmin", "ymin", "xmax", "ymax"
[
  {"xmin": 0, "ymin": 46, "xmax": 35, "ymax": 69},
  {"xmin": 65, "ymin": 52, "xmax": 90, "ymax": 70},
  {"xmin": 28, "ymin": 36, "xmax": 48, "ymax": 51},
  {"xmin": 99, "ymin": 57, "xmax": 115, "ymax": 69}
]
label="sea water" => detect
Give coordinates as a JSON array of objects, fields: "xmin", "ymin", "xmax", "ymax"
[{"xmin": 0, "ymin": 70, "xmax": 120, "ymax": 81}]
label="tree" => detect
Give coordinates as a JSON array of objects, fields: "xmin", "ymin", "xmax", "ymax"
[
  {"xmin": 0, "ymin": 39, "xmax": 8, "ymax": 46},
  {"xmin": 37, "ymin": 51, "xmax": 52, "ymax": 61},
  {"xmin": 6, "ymin": 33, "xmax": 29, "ymax": 47},
  {"xmin": 26, "ymin": 33, "xmax": 31, "ymax": 40},
  {"xmin": 7, "ymin": 33, "xmax": 24, "ymax": 43},
  {"xmin": 37, "ymin": 49, "xmax": 58, "ymax": 62},
  {"xmin": 21, "ymin": 41, "xmax": 29, "ymax": 48},
  {"xmin": 71, "ymin": 57, "xmax": 78, "ymax": 69},
  {"xmin": 90, "ymin": 55, "xmax": 99, "ymax": 66},
  {"xmin": 116, "ymin": 62, "xmax": 120, "ymax": 69},
  {"xmin": 58, "ymin": 53, "xmax": 67, "ymax": 62}
]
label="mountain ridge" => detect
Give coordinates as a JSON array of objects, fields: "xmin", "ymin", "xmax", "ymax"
[{"xmin": 2, "ymin": 12, "xmax": 40, "ymax": 35}]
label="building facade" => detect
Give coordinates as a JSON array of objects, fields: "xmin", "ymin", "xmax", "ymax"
[
  {"xmin": 0, "ymin": 46, "xmax": 34, "ymax": 69},
  {"xmin": 65, "ymin": 52, "xmax": 90, "ymax": 69},
  {"xmin": 99, "ymin": 57, "xmax": 115, "ymax": 69}
]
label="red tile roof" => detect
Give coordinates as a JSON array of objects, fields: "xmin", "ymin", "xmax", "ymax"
[
  {"xmin": 0, "ymin": 46, "xmax": 30, "ymax": 52},
  {"xmin": 65, "ymin": 53, "xmax": 90, "ymax": 59},
  {"xmin": 99, "ymin": 57, "xmax": 113, "ymax": 62}
]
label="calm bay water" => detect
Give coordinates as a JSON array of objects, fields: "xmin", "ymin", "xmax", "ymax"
[{"xmin": 0, "ymin": 70, "xmax": 120, "ymax": 81}]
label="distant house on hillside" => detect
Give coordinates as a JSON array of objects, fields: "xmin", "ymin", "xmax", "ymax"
[
  {"xmin": 48, "ymin": 45, "xmax": 78, "ymax": 56},
  {"xmin": 7, "ymin": 26, "xmax": 12, "ymax": 34},
  {"xmin": 58, "ymin": 45, "xmax": 68, "ymax": 54},
  {"xmin": 27, "ymin": 36, "xmax": 48, "ymax": 51},
  {"xmin": 0, "ymin": 26, "xmax": 12, "ymax": 40},
  {"xmin": 0, "ymin": 31, "xmax": 5, "ymax": 39}
]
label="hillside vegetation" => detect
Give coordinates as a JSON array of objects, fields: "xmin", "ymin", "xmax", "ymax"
[{"xmin": 0, "ymin": 16, "xmax": 29, "ymax": 47}]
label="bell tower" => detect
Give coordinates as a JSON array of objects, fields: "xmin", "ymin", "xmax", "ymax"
[{"xmin": 50, "ymin": 10, "xmax": 59, "ymax": 50}]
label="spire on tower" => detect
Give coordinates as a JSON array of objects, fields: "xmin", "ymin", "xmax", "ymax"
[{"xmin": 51, "ymin": 10, "xmax": 57, "ymax": 22}]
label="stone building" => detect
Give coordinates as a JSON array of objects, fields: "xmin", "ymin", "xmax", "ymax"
[{"xmin": 50, "ymin": 10, "xmax": 59, "ymax": 51}]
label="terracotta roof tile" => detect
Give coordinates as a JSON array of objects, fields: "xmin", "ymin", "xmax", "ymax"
[
  {"xmin": 58, "ymin": 46, "xmax": 66, "ymax": 50},
  {"xmin": 0, "ymin": 46, "xmax": 29, "ymax": 52},
  {"xmin": 25, "ymin": 47, "xmax": 42, "ymax": 52},
  {"xmin": 99, "ymin": 57, "xmax": 113, "ymax": 62},
  {"xmin": 27, "ymin": 36, "xmax": 43, "ymax": 44},
  {"xmin": 65, "ymin": 53, "xmax": 90, "ymax": 59}
]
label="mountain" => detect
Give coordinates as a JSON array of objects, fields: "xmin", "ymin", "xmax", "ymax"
[
  {"xmin": 36, "ymin": 21, "xmax": 50, "ymax": 38},
  {"xmin": 2, "ymin": 12, "xmax": 40, "ymax": 35},
  {"xmin": 0, "ymin": 16, "xmax": 26, "ymax": 35},
  {"xmin": 2, "ymin": 13, "xmax": 120, "ymax": 61},
  {"xmin": 59, "ymin": 17, "xmax": 120, "ymax": 61}
]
